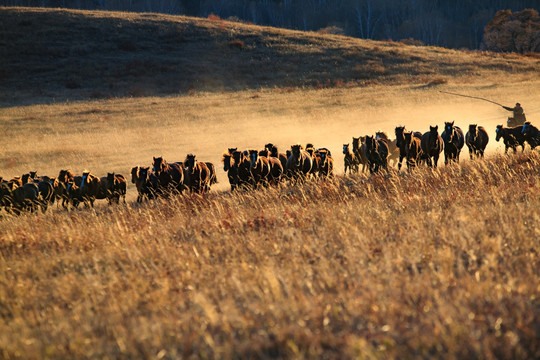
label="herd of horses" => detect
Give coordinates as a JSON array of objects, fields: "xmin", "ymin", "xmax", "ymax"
[{"xmin": 1, "ymin": 120, "xmax": 538, "ymax": 215}]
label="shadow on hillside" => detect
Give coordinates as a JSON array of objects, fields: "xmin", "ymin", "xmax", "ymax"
[{"xmin": 1, "ymin": 8, "xmax": 538, "ymax": 107}]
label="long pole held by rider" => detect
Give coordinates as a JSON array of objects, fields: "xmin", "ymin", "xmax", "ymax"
[{"xmin": 439, "ymin": 91, "xmax": 527, "ymax": 127}]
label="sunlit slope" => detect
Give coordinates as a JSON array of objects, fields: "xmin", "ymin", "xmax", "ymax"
[{"xmin": 1, "ymin": 7, "xmax": 539, "ymax": 106}]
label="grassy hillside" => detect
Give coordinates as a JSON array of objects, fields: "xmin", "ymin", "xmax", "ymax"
[
  {"xmin": 1, "ymin": 153, "xmax": 539, "ymax": 359},
  {"xmin": 1, "ymin": 7, "xmax": 539, "ymax": 106}
]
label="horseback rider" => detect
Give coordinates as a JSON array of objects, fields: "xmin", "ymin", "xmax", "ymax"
[{"xmin": 502, "ymin": 103, "xmax": 526, "ymax": 126}]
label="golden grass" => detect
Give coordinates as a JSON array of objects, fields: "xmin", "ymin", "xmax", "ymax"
[{"xmin": 1, "ymin": 153, "xmax": 539, "ymax": 358}]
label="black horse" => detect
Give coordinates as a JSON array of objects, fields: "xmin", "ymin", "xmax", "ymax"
[
  {"xmin": 420, "ymin": 126, "xmax": 444, "ymax": 167},
  {"xmin": 521, "ymin": 122, "xmax": 540, "ymax": 149},
  {"xmin": 364, "ymin": 136, "xmax": 389, "ymax": 174},
  {"xmin": 441, "ymin": 121, "xmax": 464, "ymax": 165}
]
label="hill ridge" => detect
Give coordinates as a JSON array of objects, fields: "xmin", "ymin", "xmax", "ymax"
[{"xmin": 1, "ymin": 7, "xmax": 539, "ymax": 106}]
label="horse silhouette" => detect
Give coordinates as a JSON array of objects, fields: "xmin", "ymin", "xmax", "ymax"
[
  {"xmin": 495, "ymin": 125, "xmax": 525, "ymax": 154},
  {"xmin": 521, "ymin": 122, "xmax": 539, "ymax": 149},
  {"xmin": 152, "ymin": 157, "xmax": 185, "ymax": 196},
  {"xmin": 421, "ymin": 126, "xmax": 444, "ymax": 167},
  {"xmin": 317, "ymin": 149, "xmax": 334, "ymax": 178},
  {"xmin": 395, "ymin": 127, "xmax": 422, "ymax": 171},
  {"xmin": 465, "ymin": 124, "xmax": 489, "ymax": 159},
  {"xmin": 286, "ymin": 144, "xmax": 312, "ymax": 182},
  {"xmin": 343, "ymin": 143, "xmax": 359, "ymax": 174},
  {"xmin": 364, "ymin": 136, "xmax": 389, "ymax": 174},
  {"xmin": 376, "ymin": 131, "xmax": 399, "ymax": 167},
  {"xmin": 248, "ymin": 149, "xmax": 271, "ymax": 189},
  {"xmin": 404, "ymin": 131, "xmax": 423, "ymax": 170},
  {"xmin": 106, "ymin": 173, "xmax": 127, "ymax": 204},
  {"xmin": 441, "ymin": 121, "xmax": 465, "ymax": 165},
  {"xmin": 184, "ymin": 154, "xmax": 212, "ymax": 193}
]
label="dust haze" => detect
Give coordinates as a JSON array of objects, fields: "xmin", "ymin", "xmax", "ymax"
[{"xmin": 1, "ymin": 81, "xmax": 538, "ymax": 196}]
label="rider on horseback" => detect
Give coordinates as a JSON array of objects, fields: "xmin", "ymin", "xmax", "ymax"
[{"xmin": 502, "ymin": 103, "xmax": 526, "ymax": 127}]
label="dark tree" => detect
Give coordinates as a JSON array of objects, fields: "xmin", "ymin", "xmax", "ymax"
[{"xmin": 484, "ymin": 9, "xmax": 540, "ymax": 52}]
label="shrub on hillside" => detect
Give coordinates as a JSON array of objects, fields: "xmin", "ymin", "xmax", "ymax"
[{"xmin": 483, "ymin": 9, "xmax": 540, "ymax": 53}]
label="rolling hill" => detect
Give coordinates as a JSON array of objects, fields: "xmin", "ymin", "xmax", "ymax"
[{"xmin": 1, "ymin": 7, "xmax": 539, "ymax": 106}]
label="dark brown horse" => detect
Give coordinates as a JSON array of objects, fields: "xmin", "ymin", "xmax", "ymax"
[
  {"xmin": 307, "ymin": 148, "xmax": 321, "ymax": 178},
  {"xmin": 78, "ymin": 171, "xmax": 101, "ymax": 207},
  {"xmin": 232, "ymin": 151, "xmax": 252, "ymax": 190},
  {"xmin": 286, "ymin": 144, "xmax": 313, "ymax": 182},
  {"xmin": 184, "ymin": 154, "xmax": 212, "ymax": 193},
  {"xmin": 0, "ymin": 180, "xmax": 15, "ymax": 212},
  {"xmin": 421, "ymin": 126, "xmax": 444, "ymax": 167},
  {"xmin": 106, "ymin": 173, "xmax": 127, "ymax": 204},
  {"xmin": 12, "ymin": 182, "xmax": 40, "ymax": 214},
  {"xmin": 352, "ymin": 136, "xmax": 368, "ymax": 172},
  {"xmin": 441, "ymin": 121, "xmax": 465, "ymax": 165},
  {"xmin": 404, "ymin": 131, "xmax": 423, "ymax": 170},
  {"xmin": 495, "ymin": 125, "xmax": 525, "ymax": 154},
  {"xmin": 259, "ymin": 149, "xmax": 284, "ymax": 186},
  {"xmin": 205, "ymin": 162, "xmax": 218, "ymax": 188},
  {"xmin": 395, "ymin": 127, "xmax": 422, "ymax": 171},
  {"xmin": 465, "ymin": 124, "xmax": 489, "ymax": 159},
  {"xmin": 36, "ymin": 180, "xmax": 54, "ymax": 212},
  {"xmin": 248, "ymin": 149, "xmax": 271, "ymax": 189},
  {"xmin": 364, "ymin": 136, "xmax": 389, "ymax": 174},
  {"xmin": 343, "ymin": 143, "xmax": 359, "ymax": 174},
  {"xmin": 521, "ymin": 122, "xmax": 539, "ymax": 149},
  {"xmin": 265, "ymin": 143, "xmax": 288, "ymax": 170},
  {"xmin": 376, "ymin": 131, "xmax": 399, "ymax": 167},
  {"xmin": 131, "ymin": 166, "xmax": 144, "ymax": 202},
  {"xmin": 317, "ymin": 149, "xmax": 334, "ymax": 178},
  {"xmin": 152, "ymin": 157, "xmax": 185, "ymax": 195},
  {"xmin": 222, "ymin": 152, "xmax": 238, "ymax": 191},
  {"xmin": 58, "ymin": 169, "xmax": 74, "ymax": 184}
]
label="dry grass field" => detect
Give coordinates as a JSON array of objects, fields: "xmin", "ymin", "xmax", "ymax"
[{"xmin": 1, "ymin": 7, "xmax": 540, "ymax": 360}]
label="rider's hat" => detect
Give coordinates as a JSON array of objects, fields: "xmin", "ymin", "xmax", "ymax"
[{"xmin": 516, "ymin": 102, "xmax": 521, "ymax": 106}]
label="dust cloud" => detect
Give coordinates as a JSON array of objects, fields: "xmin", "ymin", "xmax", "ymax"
[{"xmin": 1, "ymin": 81, "xmax": 538, "ymax": 196}]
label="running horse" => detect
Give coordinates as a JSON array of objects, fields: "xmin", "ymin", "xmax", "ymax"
[
  {"xmin": 376, "ymin": 131, "xmax": 399, "ymax": 167},
  {"xmin": 259, "ymin": 148, "xmax": 284, "ymax": 186},
  {"xmin": 222, "ymin": 152, "xmax": 238, "ymax": 191},
  {"xmin": 286, "ymin": 144, "xmax": 313, "ymax": 182},
  {"xmin": 521, "ymin": 122, "xmax": 540, "ymax": 149},
  {"xmin": 395, "ymin": 127, "xmax": 422, "ymax": 171},
  {"xmin": 152, "ymin": 157, "xmax": 185, "ymax": 196},
  {"xmin": 364, "ymin": 135, "xmax": 389, "ymax": 174},
  {"xmin": 352, "ymin": 136, "xmax": 368, "ymax": 173},
  {"xmin": 465, "ymin": 124, "xmax": 489, "ymax": 159},
  {"xmin": 343, "ymin": 143, "xmax": 359, "ymax": 174},
  {"xmin": 495, "ymin": 125, "xmax": 525, "ymax": 154},
  {"xmin": 420, "ymin": 126, "xmax": 444, "ymax": 167},
  {"xmin": 317, "ymin": 149, "xmax": 334, "ymax": 178},
  {"xmin": 106, "ymin": 172, "xmax": 127, "ymax": 204},
  {"xmin": 232, "ymin": 150, "xmax": 252, "ymax": 190},
  {"xmin": 404, "ymin": 131, "xmax": 423, "ymax": 170},
  {"xmin": 184, "ymin": 154, "xmax": 212, "ymax": 194},
  {"xmin": 265, "ymin": 144, "xmax": 288, "ymax": 170},
  {"xmin": 441, "ymin": 121, "xmax": 465, "ymax": 165},
  {"xmin": 248, "ymin": 149, "xmax": 271, "ymax": 189}
]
